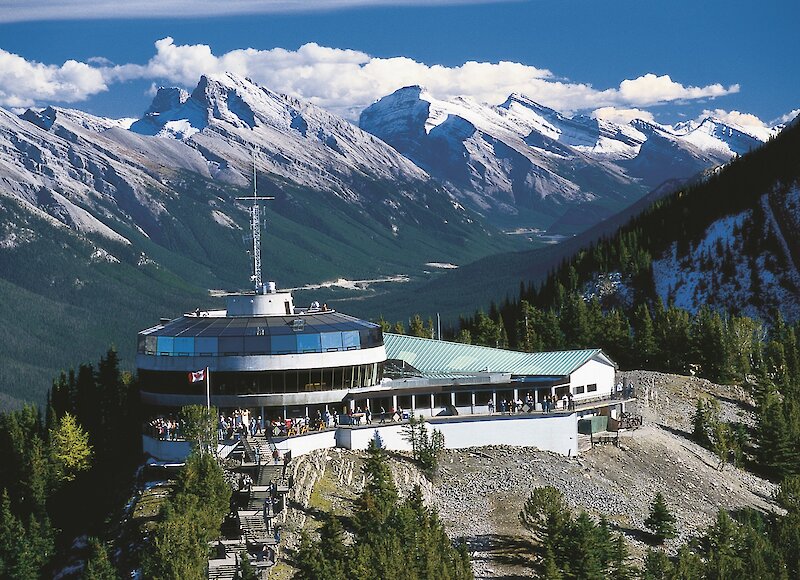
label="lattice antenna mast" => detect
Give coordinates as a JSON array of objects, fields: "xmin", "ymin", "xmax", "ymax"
[{"xmin": 236, "ymin": 149, "xmax": 274, "ymax": 292}]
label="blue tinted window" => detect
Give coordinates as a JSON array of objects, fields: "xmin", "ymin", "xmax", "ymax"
[
  {"xmin": 321, "ymin": 332, "xmax": 343, "ymax": 350},
  {"xmin": 219, "ymin": 336, "xmax": 244, "ymax": 354},
  {"xmin": 174, "ymin": 337, "xmax": 194, "ymax": 355},
  {"xmin": 195, "ymin": 337, "xmax": 218, "ymax": 355},
  {"xmin": 156, "ymin": 336, "xmax": 174, "ymax": 354},
  {"xmin": 271, "ymin": 335, "xmax": 297, "ymax": 353},
  {"xmin": 297, "ymin": 333, "xmax": 322, "ymax": 352},
  {"xmin": 342, "ymin": 331, "xmax": 360, "ymax": 349},
  {"xmin": 244, "ymin": 336, "xmax": 271, "ymax": 354},
  {"xmin": 359, "ymin": 328, "xmax": 383, "ymax": 348}
]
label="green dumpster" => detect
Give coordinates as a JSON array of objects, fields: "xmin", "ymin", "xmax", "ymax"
[{"xmin": 578, "ymin": 415, "xmax": 608, "ymax": 435}]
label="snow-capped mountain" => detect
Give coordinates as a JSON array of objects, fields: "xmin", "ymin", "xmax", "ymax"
[
  {"xmin": 360, "ymin": 86, "xmax": 778, "ymax": 231},
  {"xmin": 129, "ymin": 74, "xmax": 435, "ymax": 197},
  {"xmin": 0, "ymin": 74, "xmax": 519, "ymax": 405}
]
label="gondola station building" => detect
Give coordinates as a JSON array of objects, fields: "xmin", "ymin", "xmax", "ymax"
[{"xmin": 137, "ymin": 294, "xmax": 623, "ymax": 459}]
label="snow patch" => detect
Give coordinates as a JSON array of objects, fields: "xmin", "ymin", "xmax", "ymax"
[
  {"xmin": 291, "ymin": 275, "xmax": 409, "ymax": 291},
  {"xmin": 90, "ymin": 247, "xmax": 120, "ymax": 264},
  {"xmin": 210, "ymin": 209, "xmax": 240, "ymax": 229}
]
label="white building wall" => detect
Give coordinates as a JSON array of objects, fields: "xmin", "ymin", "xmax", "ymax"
[
  {"xmin": 341, "ymin": 414, "xmax": 578, "ymax": 456},
  {"xmin": 143, "ymin": 436, "xmax": 194, "ymax": 462},
  {"xmin": 143, "ymin": 410, "xmax": 581, "ymax": 461},
  {"xmin": 282, "ymin": 430, "xmax": 337, "ymax": 457},
  {"xmin": 569, "ymin": 358, "xmax": 615, "ymax": 401}
]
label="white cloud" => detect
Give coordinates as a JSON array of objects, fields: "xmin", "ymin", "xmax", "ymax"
[
  {"xmin": 105, "ymin": 38, "xmax": 740, "ymax": 120},
  {"xmin": 700, "ymin": 108, "xmax": 767, "ymax": 130},
  {"xmin": 0, "ymin": 38, "xmax": 743, "ymax": 120},
  {"xmin": 0, "ymin": 0, "xmax": 511, "ymax": 23},
  {"xmin": 0, "ymin": 49, "xmax": 107, "ymax": 108},
  {"xmin": 591, "ymin": 106, "xmax": 655, "ymax": 125},
  {"xmin": 617, "ymin": 73, "xmax": 738, "ymax": 106}
]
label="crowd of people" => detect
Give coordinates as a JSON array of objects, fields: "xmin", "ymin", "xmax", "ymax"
[
  {"xmin": 488, "ymin": 392, "xmax": 576, "ymax": 414},
  {"xmin": 146, "ymin": 415, "xmax": 185, "ymax": 440}
]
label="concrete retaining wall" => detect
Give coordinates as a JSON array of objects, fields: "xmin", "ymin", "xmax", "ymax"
[{"xmin": 142, "ymin": 412, "xmax": 578, "ymax": 462}]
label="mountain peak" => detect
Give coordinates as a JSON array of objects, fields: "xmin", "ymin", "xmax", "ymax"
[
  {"xmin": 21, "ymin": 106, "xmax": 57, "ymax": 131},
  {"xmin": 499, "ymin": 93, "xmax": 550, "ymax": 112},
  {"xmin": 146, "ymin": 87, "xmax": 190, "ymax": 115}
]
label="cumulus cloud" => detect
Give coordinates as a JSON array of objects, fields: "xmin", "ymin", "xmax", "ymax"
[
  {"xmin": 699, "ymin": 108, "xmax": 767, "ymax": 130},
  {"xmin": 591, "ymin": 106, "xmax": 656, "ymax": 125},
  {"xmin": 104, "ymin": 38, "xmax": 740, "ymax": 120},
  {"xmin": 0, "ymin": 0, "xmax": 509, "ymax": 23},
  {"xmin": 617, "ymin": 73, "xmax": 738, "ymax": 106},
  {"xmin": 0, "ymin": 38, "xmax": 742, "ymax": 119},
  {"xmin": 0, "ymin": 49, "xmax": 107, "ymax": 108}
]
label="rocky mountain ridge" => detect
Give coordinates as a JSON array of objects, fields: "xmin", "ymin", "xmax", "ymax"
[{"xmin": 360, "ymin": 85, "xmax": 779, "ymax": 231}]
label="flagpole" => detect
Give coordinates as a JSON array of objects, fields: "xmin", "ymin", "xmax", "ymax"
[{"xmin": 206, "ymin": 366, "xmax": 210, "ymax": 411}]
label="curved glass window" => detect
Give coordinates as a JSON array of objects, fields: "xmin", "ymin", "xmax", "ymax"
[
  {"xmin": 321, "ymin": 332, "xmax": 343, "ymax": 351},
  {"xmin": 297, "ymin": 333, "xmax": 322, "ymax": 352},
  {"xmin": 195, "ymin": 337, "xmax": 218, "ymax": 355},
  {"xmin": 138, "ymin": 312, "xmax": 383, "ymax": 357},
  {"xmin": 271, "ymin": 335, "xmax": 297, "ymax": 354},
  {"xmin": 174, "ymin": 337, "xmax": 194, "ymax": 355},
  {"xmin": 156, "ymin": 336, "xmax": 174, "ymax": 355}
]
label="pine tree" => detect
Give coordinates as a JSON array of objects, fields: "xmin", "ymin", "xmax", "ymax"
[
  {"xmin": 608, "ymin": 533, "xmax": 634, "ymax": 580},
  {"xmin": 520, "ymin": 486, "xmax": 572, "ymax": 573},
  {"xmin": 641, "ymin": 548, "xmax": 673, "ymax": 580},
  {"xmin": 632, "ymin": 304, "xmax": 657, "ymax": 369},
  {"xmin": 409, "ymin": 314, "xmax": 427, "ymax": 338},
  {"xmin": 49, "ymin": 412, "xmax": 93, "ymax": 484},
  {"xmin": 83, "ymin": 537, "xmax": 117, "ymax": 580},
  {"xmin": 566, "ymin": 512, "xmax": 605, "ymax": 580},
  {"xmin": 644, "ymin": 492, "xmax": 677, "ymax": 544},
  {"xmin": 354, "ymin": 441, "xmax": 398, "ymax": 538}
]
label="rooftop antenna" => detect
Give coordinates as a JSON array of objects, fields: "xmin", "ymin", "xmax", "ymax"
[{"xmin": 236, "ymin": 149, "xmax": 274, "ymax": 292}]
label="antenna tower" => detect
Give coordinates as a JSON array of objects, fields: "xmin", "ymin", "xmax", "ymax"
[{"xmin": 236, "ymin": 149, "xmax": 274, "ymax": 292}]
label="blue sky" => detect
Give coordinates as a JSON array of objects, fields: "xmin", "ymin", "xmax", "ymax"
[{"xmin": 0, "ymin": 0, "xmax": 797, "ymax": 128}]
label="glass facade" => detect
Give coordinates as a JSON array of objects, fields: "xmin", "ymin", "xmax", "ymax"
[
  {"xmin": 139, "ymin": 362, "xmax": 383, "ymax": 395},
  {"xmin": 138, "ymin": 312, "xmax": 383, "ymax": 357}
]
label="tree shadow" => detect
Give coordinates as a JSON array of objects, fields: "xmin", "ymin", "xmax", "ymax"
[
  {"xmin": 286, "ymin": 498, "xmax": 356, "ymax": 530},
  {"xmin": 609, "ymin": 523, "xmax": 658, "ymax": 545},
  {"xmin": 656, "ymin": 423, "xmax": 693, "ymax": 440},
  {"xmin": 465, "ymin": 533, "xmax": 537, "ymax": 571},
  {"xmin": 714, "ymin": 393, "xmax": 756, "ymax": 414}
]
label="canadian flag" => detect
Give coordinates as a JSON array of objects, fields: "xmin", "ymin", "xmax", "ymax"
[{"xmin": 188, "ymin": 368, "xmax": 206, "ymax": 383}]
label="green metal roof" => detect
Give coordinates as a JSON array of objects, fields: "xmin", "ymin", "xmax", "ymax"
[{"xmin": 384, "ymin": 333, "xmax": 615, "ymax": 377}]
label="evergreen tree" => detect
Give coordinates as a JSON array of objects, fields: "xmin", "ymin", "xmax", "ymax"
[
  {"xmin": 608, "ymin": 529, "xmax": 634, "ymax": 580},
  {"xmin": 632, "ymin": 304, "xmax": 657, "ymax": 369},
  {"xmin": 775, "ymin": 475, "xmax": 800, "ymax": 514},
  {"xmin": 519, "ymin": 486, "xmax": 572, "ymax": 574},
  {"xmin": 409, "ymin": 314, "xmax": 427, "ymax": 338},
  {"xmin": 180, "ymin": 405, "xmax": 217, "ymax": 455},
  {"xmin": 565, "ymin": 512, "xmax": 605, "ymax": 580},
  {"xmin": 83, "ymin": 537, "xmax": 117, "ymax": 580},
  {"xmin": 49, "ymin": 412, "xmax": 93, "ymax": 484},
  {"xmin": 644, "ymin": 492, "xmax": 677, "ymax": 544},
  {"xmin": 518, "ymin": 301, "xmax": 543, "ymax": 352},
  {"xmin": 671, "ymin": 545, "xmax": 704, "ymax": 580},
  {"xmin": 238, "ymin": 550, "xmax": 258, "ymax": 580},
  {"xmin": 641, "ymin": 548, "xmax": 672, "ymax": 580},
  {"xmin": 354, "ymin": 442, "xmax": 398, "ymax": 538}
]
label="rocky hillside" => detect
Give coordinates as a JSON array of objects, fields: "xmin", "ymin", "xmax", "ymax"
[{"xmin": 278, "ymin": 371, "xmax": 777, "ymax": 579}]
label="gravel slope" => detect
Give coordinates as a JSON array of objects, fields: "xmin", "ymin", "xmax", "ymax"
[{"xmin": 278, "ymin": 371, "xmax": 778, "ymax": 579}]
